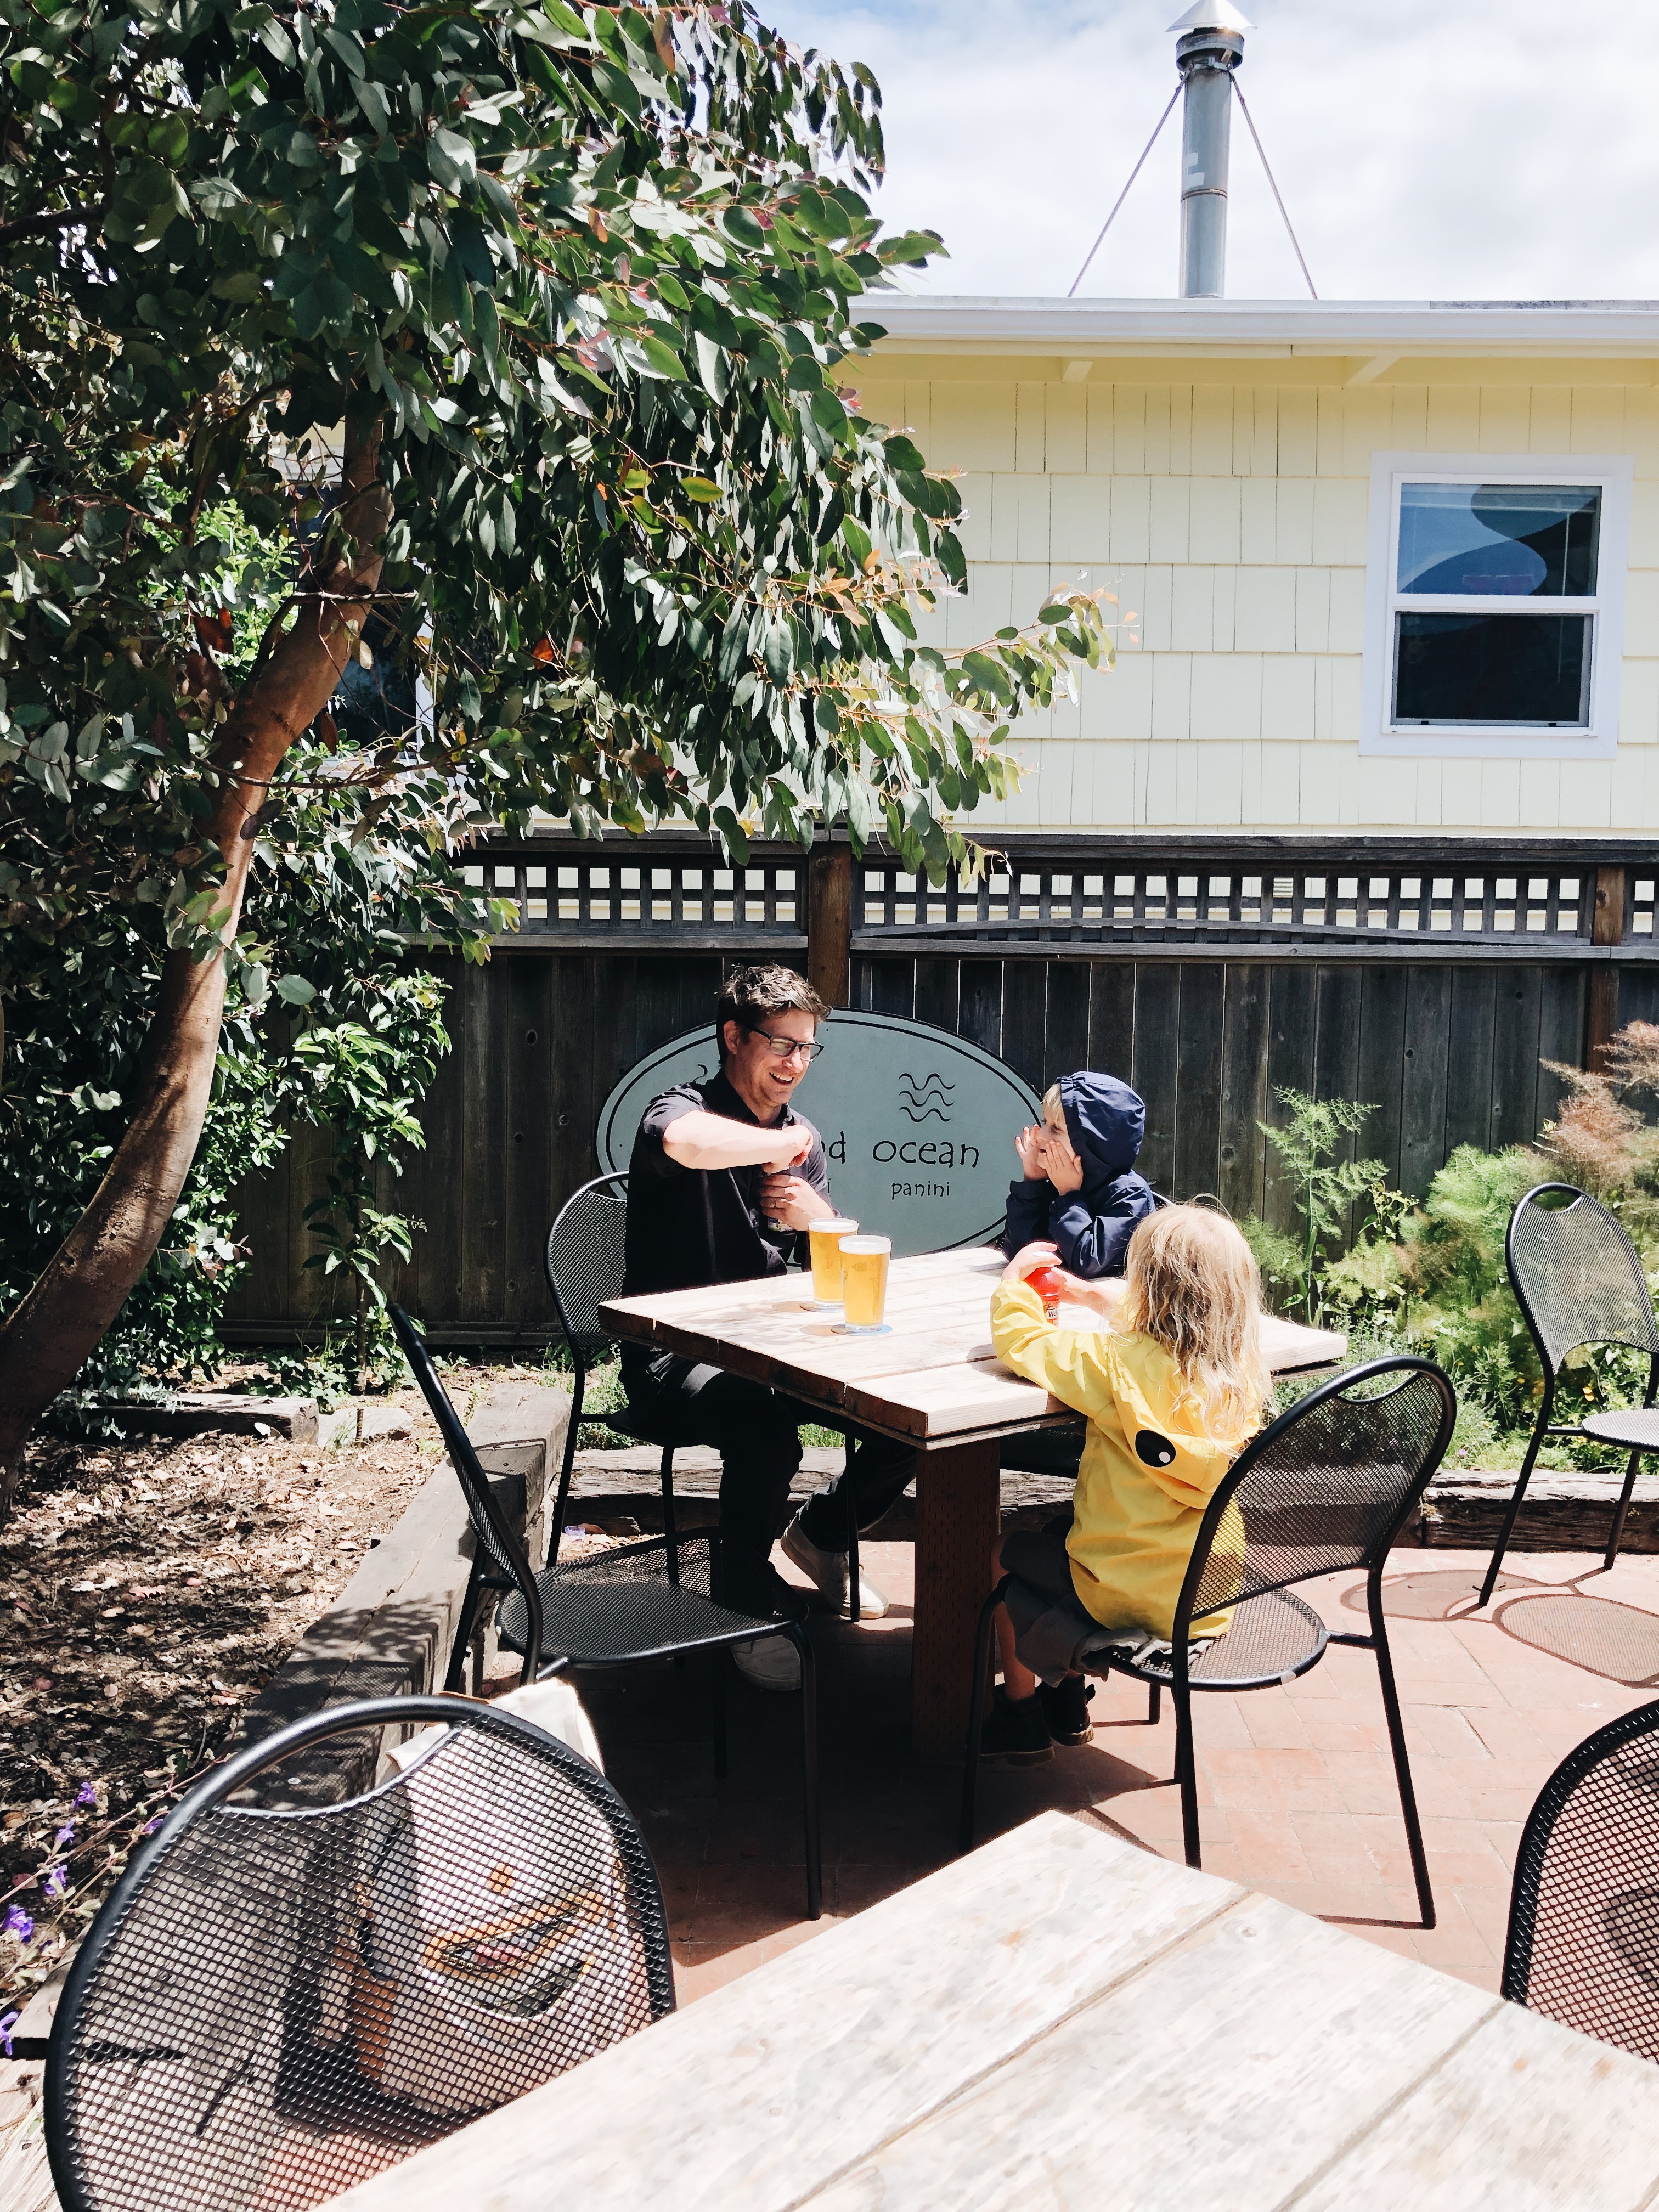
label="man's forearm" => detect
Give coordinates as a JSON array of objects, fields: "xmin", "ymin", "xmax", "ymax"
[{"xmin": 662, "ymin": 1110, "xmax": 802, "ymax": 1171}]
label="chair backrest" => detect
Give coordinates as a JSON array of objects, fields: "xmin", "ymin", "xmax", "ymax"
[
  {"xmin": 388, "ymin": 1307, "xmax": 544, "ymax": 1665},
  {"xmin": 1504, "ymin": 1695, "xmax": 1659, "ymax": 2064},
  {"xmin": 1508, "ymin": 1182, "xmax": 1659, "ymax": 1379},
  {"xmin": 1177, "ymin": 1357, "xmax": 1458, "ymax": 1636},
  {"xmin": 46, "ymin": 1694, "xmax": 674, "ymax": 2212},
  {"xmin": 544, "ymin": 1173, "xmax": 630, "ymax": 1365}
]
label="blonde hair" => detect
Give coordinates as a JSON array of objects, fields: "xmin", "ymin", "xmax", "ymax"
[
  {"xmin": 1118, "ymin": 1206, "xmax": 1269, "ymax": 1436},
  {"xmin": 1042, "ymin": 1081, "xmax": 1065, "ymax": 1124}
]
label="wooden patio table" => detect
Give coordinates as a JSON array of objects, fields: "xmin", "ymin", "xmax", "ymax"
[
  {"xmin": 600, "ymin": 1249, "xmax": 1343, "ymax": 1759},
  {"xmin": 330, "ymin": 1810, "xmax": 1659, "ymax": 2212}
]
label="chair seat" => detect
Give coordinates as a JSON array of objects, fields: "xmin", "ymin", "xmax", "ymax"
[
  {"xmin": 496, "ymin": 1534, "xmax": 779, "ymax": 1668},
  {"xmin": 1579, "ymin": 1408, "xmax": 1659, "ymax": 1451},
  {"xmin": 1100, "ymin": 1588, "xmax": 1329, "ymax": 1692}
]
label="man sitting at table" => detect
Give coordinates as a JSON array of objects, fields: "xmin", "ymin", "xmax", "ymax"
[{"xmin": 620, "ymin": 963, "xmax": 913, "ymax": 1690}]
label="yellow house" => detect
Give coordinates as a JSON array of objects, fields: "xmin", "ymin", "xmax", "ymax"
[{"xmin": 855, "ymin": 298, "xmax": 1659, "ymax": 839}]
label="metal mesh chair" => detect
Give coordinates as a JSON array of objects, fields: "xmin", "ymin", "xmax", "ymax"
[
  {"xmin": 544, "ymin": 1172, "xmax": 686, "ymax": 1558},
  {"xmin": 44, "ymin": 1695, "xmax": 674, "ymax": 2212},
  {"xmin": 1504, "ymin": 1696, "xmax": 1659, "ymax": 2063},
  {"xmin": 961, "ymin": 1356, "xmax": 1457, "ymax": 1928},
  {"xmin": 1479, "ymin": 1183, "xmax": 1659, "ymax": 1605},
  {"xmin": 388, "ymin": 1306, "xmax": 821, "ymax": 1918}
]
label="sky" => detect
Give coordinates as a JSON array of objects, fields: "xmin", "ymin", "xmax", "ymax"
[{"xmin": 761, "ymin": 0, "xmax": 1659, "ymax": 303}]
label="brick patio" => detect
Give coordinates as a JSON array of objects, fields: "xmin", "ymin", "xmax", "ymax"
[{"xmin": 581, "ymin": 1539, "xmax": 1659, "ymax": 2004}]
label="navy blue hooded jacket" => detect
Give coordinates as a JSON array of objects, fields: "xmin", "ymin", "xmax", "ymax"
[{"xmin": 1001, "ymin": 1071, "xmax": 1159, "ymax": 1278}]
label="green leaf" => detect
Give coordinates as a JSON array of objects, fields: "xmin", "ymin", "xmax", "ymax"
[
  {"xmin": 275, "ymin": 975, "xmax": 317, "ymax": 1005},
  {"xmin": 428, "ymin": 127, "xmax": 477, "ymax": 193}
]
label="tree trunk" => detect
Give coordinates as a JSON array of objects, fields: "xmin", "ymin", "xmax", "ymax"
[{"xmin": 0, "ymin": 422, "xmax": 391, "ymax": 1517}]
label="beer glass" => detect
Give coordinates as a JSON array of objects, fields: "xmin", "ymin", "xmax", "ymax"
[
  {"xmin": 808, "ymin": 1217, "xmax": 858, "ymax": 1307},
  {"xmin": 839, "ymin": 1236, "xmax": 891, "ymax": 1333}
]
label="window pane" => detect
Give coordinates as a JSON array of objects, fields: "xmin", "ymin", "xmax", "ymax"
[
  {"xmin": 1393, "ymin": 612, "xmax": 1591, "ymax": 725},
  {"xmin": 1396, "ymin": 482, "xmax": 1600, "ymax": 597}
]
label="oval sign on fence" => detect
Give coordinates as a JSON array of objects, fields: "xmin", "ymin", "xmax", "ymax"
[{"xmin": 595, "ymin": 1011, "xmax": 1042, "ymax": 1257}]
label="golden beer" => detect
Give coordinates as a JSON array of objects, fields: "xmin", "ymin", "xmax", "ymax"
[
  {"xmin": 839, "ymin": 1236, "xmax": 891, "ymax": 1333},
  {"xmin": 808, "ymin": 1217, "xmax": 859, "ymax": 1307}
]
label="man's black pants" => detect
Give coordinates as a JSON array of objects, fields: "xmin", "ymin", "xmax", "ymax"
[{"xmin": 625, "ymin": 1352, "xmax": 914, "ymax": 1602}]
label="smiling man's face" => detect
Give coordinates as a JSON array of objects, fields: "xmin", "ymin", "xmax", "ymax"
[{"xmin": 721, "ymin": 1006, "xmax": 818, "ymax": 1124}]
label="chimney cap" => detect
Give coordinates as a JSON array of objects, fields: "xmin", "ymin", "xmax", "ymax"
[{"xmin": 1167, "ymin": 1, "xmax": 1252, "ymax": 29}]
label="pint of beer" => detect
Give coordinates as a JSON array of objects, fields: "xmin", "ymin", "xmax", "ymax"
[
  {"xmin": 808, "ymin": 1217, "xmax": 859, "ymax": 1307},
  {"xmin": 839, "ymin": 1236, "xmax": 891, "ymax": 1333}
]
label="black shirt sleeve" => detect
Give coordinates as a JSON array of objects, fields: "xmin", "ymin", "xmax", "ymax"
[{"xmin": 631, "ymin": 1086, "xmax": 704, "ymax": 1181}]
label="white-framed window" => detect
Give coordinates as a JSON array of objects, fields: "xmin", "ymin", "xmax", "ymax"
[{"xmin": 1361, "ymin": 452, "xmax": 1632, "ymax": 760}]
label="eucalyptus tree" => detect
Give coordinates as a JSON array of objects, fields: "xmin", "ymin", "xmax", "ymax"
[{"xmin": 0, "ymin": 0, "xmax": 1108, "ymax": 1505}]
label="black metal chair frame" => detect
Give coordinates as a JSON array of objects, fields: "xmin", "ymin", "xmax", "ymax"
[
  {"xmin": 390, "ymin": 1305, "xmax": 822, "ymax": 1918},
  {"xmin": 45, "ymin": 1694, "xmax": 675, "ymax": 2212},
  {"xmin": 1479, "ymin": 1182, "xmax": 1659, "ymax": 1606},
  {"xmin": 960, "ymin": 1355, "xmax": 1458, "ymax": 1929},
  {"xmin": 544, "ymin": 1170, "xmax": 870, "ymax": 1623},
  {"xmin": 1502, "ymin": 1692, "xmax": 1659, "ymax": 2055}
]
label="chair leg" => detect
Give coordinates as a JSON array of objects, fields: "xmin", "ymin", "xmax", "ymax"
[
  {"xmin": 1148, "ymin": 1683, "xmax": 1161, "ymax": 1725},
  {"xmin": 788, "ymin": 1626, "xmax": 822, "ymax": 1921},
  {"xmin": 1605, "ymin": 1448, "xmax": 1644, "ymax": 1573},
  {"xmin": 957, "ymin": 1585, "xmax": 1003, "ymax": 1854},
  {"xmin": 709, "ymin": 1645, "xmax": 728, "ymax": 1781},
  {"xmin": 1371, "ymin": 1607, "xmax": 1435, "ymax": 1930},
  {"xmin": 844, "ymin": 1440, "xmax": 861, "ymax": 1626},
  {"xmin": 660, "ymin": 1447, "xmax": 680, "ymax": 1587},
  {"xmin": 1478, "ymin": 1407, "xmax": 1547, "ymax": 1607},
  {"xmin": 1173, "ymin": 1684, "xmax": 1201, "ymax": 1870},
  {"xmin": 445, "ymin": 1556, "xmax": 487, "ymax": 1692}
]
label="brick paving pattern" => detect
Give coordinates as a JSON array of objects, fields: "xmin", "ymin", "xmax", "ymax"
[{"xmin": 581, "ymin": 1541, "xmax": 1659, "ymax": 2004}]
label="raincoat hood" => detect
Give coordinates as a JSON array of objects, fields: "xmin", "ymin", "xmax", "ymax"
[{"xmin": 1059, "ymin": 1072, "xmax": 1146, "ymax": 1184}]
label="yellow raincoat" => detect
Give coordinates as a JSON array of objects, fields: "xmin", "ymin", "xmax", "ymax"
[{"xmin": 991, "ymin": 1280, "xmax": 1256, "ymax": 1638}]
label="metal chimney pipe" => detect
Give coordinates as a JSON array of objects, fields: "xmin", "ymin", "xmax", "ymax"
[{"xmin": 1168, "ymin": 3, "xmax": 1251, "ymax": 298}]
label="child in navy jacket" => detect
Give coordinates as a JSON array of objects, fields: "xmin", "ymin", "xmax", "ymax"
[{"xmin": 1001, "ymin": 1071, "xmax": 1159, "ymax": 1279}]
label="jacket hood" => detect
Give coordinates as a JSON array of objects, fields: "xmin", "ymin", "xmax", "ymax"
[{"xmin": 1059, "ymin": 1072, "xmax": 1146, "ymax": 1182}]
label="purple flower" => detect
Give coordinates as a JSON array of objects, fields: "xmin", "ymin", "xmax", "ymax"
[
  {"xmin": 74, "ymin": 1783, "xmax": 97, "ymax": 1809},
  {"xmin": 5, "ymin": 1906, "xmax": 34, "ymax": 1943},
  {"xmin": 140, "ymin": 1818, "xmax": 162, "ymax": 1837},
  {"xmin": 43, "ymin": 1866, "xmax": 67, "ymax": 1899},
  {"xmin": 53, "ymin": 1825, "xmax": 75, "ymax": 1849},
  {"xmin": 0, "ymin": 2011, "xmax": 17, "ymax": 2059}
]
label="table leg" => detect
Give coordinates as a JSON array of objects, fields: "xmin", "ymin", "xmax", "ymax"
[{"xmin": 911, "ymin": 1438, "xmax": 1002, "ymax": 1762}]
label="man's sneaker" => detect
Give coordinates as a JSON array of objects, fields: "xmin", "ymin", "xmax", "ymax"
[
  {"xmin": 731, "ymin": 1634, "xmax": 803, "ymax": 1694},
  {"xmin": 979, "ymin": 1686, "xmax": 1053, "ymax": 1767},
  {"xmin": 719, "ymin": 1556, "xmax": 811, "ymax": 1625},
  {"xmin": 780, "ymin": 1515, "xmax": 889, "ymax": 1620},
  {"xmin": 1039, "ymin": 1674, "xmax": 1096, "ymax": 1748}
]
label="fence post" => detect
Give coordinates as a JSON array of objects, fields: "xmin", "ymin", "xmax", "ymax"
[
  {"xmin": 1587, "ymin": 864, "xmax": 1627, "ymax": 1070},
  {"xmin": 807, "ymin": 841, "xmax": 853, "ymax": 1008}
]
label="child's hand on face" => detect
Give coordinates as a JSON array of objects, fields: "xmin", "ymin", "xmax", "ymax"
[
  {"xmin": 1042, "ymin": 1124, "xmax": 1085, "ymax": 1195},
  {"xmin": 1013, "ymin": 1124, "xmax": 1048, "ymax": 1181}
]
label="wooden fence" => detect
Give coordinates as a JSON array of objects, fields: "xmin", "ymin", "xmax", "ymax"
[{"xmin": 221, "ymin": 832, "xmax": 1659, "ymax": 1345}]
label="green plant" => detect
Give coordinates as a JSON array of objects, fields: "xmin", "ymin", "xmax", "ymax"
[
  {"xmin": 1257, "ymin": 1089, "xmax": 1387, "ymax": 1321},
  {"xmin": 0, "ymin": 0, "xmax": 1114, "ymax": 1505},
  {"xmin": 290, "ymin": 975, "xmax": 448, "ymax": 1391}
]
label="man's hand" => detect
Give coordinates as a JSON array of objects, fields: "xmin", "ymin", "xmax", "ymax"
[
  {"xmin": 664, "ymin": 1111, "xmax": 815, "ymax": 1173},
  {"xmin": 1013, "ymin": 1124, "xmax": 1048, "ymax": 1182},
  {"xmin": 760, "ymin": 1172, "xmax": 834, "ymax": 1231},
  {"xmin": 1041, "ymin": 1126, "xmax": 1085, "ymax": 1195}
]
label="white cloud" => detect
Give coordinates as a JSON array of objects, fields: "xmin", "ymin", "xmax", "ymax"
[{"xmin": 764, "ymin": 0, "xmax": 1659, "ymax": 301}]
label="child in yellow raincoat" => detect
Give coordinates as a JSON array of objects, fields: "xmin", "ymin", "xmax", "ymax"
[{"xmin": 982, "ymin": 1205, "xmax": 1271, "ymax": 1763}]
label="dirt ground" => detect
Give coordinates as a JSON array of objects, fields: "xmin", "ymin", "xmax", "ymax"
[{"xmin": 0, "ymin": 1367, "xmax": 510, "ymax": 2021}]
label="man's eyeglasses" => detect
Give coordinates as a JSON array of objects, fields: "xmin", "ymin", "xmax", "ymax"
[{"xmin": 747, "ymin": 1028, "xmax": 825, "ymax": 1063}]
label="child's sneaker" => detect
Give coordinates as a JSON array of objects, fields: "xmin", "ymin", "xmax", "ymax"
[
  {"xmin": 1039, "ymin": 1674, "xmax": 1096, "ymax": 1747},
  {"xmin": 979, "ymin": 1686, "xmax": 1053, "ymax": 1766}
]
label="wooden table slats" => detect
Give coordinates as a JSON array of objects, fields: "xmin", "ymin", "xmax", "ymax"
[{"xmin": 331, "ymin": 1816, "xmax": 1659, "ymax": 2212}]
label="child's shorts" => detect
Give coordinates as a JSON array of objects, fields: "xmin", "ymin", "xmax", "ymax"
[{"xmin": 1000, "ymin": 1516, "xmax": 1101, "ymax": 1685}]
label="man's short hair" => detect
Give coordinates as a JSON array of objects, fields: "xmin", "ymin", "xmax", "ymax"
[{"xmin": 717, "ymin": 964, "xmax": 828, "ymax": 1059}]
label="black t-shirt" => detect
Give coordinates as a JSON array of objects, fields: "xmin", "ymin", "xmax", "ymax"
[{"xmin": 621, "ymin": 1069, "xmax": 832, "ymax": 1338}]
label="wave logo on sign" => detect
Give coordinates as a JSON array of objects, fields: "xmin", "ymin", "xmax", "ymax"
[{"xmin": 898, "ymin": 1073, "xmax": 954, "ymax": 1124}]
